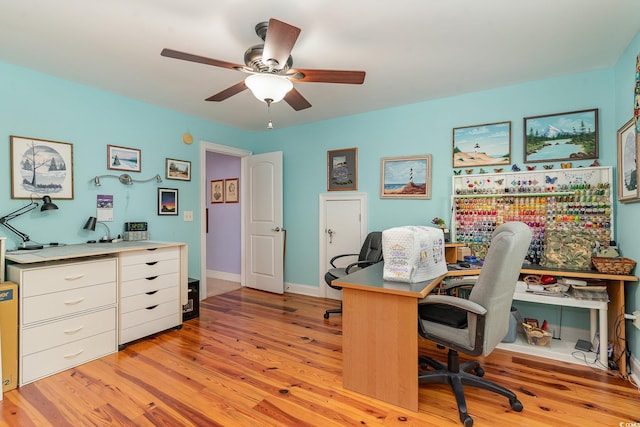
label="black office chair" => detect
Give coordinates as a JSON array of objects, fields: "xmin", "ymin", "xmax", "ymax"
[
  {"xmin": 323, "ymin": 231, "xmax": 383, "ymax": 319},
  {"xmin": 417, "ymin": 222, "xmax": 532, "ymax": 426}
]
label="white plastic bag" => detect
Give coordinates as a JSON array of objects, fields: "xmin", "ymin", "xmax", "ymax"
[{"xmin": 382, "ymin": 226, "xmax": 447, "ymax": 283}]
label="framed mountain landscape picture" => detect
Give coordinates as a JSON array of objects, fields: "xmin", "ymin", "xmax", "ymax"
[
  {"xmin": 524, "ymin": 109, "xmax": 598, "ymax": 163},
  {"xmin": 452, "ymin": 121, "xmax": 511, "ymax": 168}
]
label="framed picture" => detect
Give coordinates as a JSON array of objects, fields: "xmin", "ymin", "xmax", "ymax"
[
  {"xmin": 617, "ymin": 118, "xmax": 639, "ymax": 202},
  {"xmin": 158, "ymin": 188, "xmax": 178, "ymax": 215},
  {"xmin": 165, "ymin": 158, "xmax": 191, "ymax": 181},
  {"xmin": 523, "ymin": 109, "xmax": 599, "ymax": 163},
  {"xmin": 210, "ymin": 180, "xmax": 224, "ymax": 203},
  {"xmin": 225, "ymin": 178, "xmax": 239, "ymax": 203},
  {"xmin": 10, "ymin": 135, "xmax": 74, "ymax": 199},
  {"xmin": 452, "ymin": 121, "xmax": 511, "ymax": 168},
  {"xmin": 327, "ymin": 147, "xmax": 358, "ymax": 191},
  {"xmin": 107, "ymin": 144, "xmax": 141, "ymax": 172},
  {"xmin": 380, "ymin": 155, "xmax": 432, "ymax": 199}
]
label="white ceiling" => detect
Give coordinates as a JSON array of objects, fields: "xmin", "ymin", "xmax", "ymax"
[{"xmin": 1, "ymin": 0, "xmax": 639, "ymax": 132}]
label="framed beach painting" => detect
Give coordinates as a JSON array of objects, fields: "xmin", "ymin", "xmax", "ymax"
[
  {"xmin": 523, "ymin": 109, "xmax": 598, "ymax": 163},
  {"xmin": 617, "ymin": 118, "xmax": 639, "ymax": 202},
  {"xmin": 452, "ymin": 121, "xmax": 511, "ymax": 168},
  {"xmin": 10, "ymin": 135, "xmax": 74, "ymax": 199},
  {"xmin": 380, "ymin": 155, "xmax": 432, "ymax": 199},
  {"xmin": 107, "ymin": 145, "xmax": 141, "ymax": 172}
]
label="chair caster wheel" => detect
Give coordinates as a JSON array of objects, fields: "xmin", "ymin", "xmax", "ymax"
[
  {"xmin": 473, "ymin": 367, "xmax": 485, "ymax": 377},
  {"xmin": 323, "ymin": 312, "xmax": 330, "ymax": 319},
  {"xmin": 461, "ymin": 414, "xmax": 473, "ymax": 427},
  {"xmin": 510, "ymin": 399, "xmax": 523, "ymax": 412}
]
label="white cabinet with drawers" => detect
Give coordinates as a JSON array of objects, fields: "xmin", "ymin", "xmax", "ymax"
[
  {"xmin": 7, "ymin": 257, "xmax": 118, "ymax": 386},
  {"xmin": 119, "ymin": 247, "xmax": 181, "ymax": 347}
]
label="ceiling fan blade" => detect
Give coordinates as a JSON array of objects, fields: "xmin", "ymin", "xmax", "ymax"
[
  {"xmin": 290, "ymin": 69, "xmax": 366, "ymax": 84},
  {"xmin": 262, "ymin": 18, "xmax": 301, "ymax": 70},
  {"xmin": 205, "ymin": 81, "xmax": 248, "ymax": 102},
  {"xmin": 283, "ymin": 88, "xmax": 312, "ymax": 111},
  {"xmin": 161, "ymin": 48, "xmax": 242, "ymax": 70}
]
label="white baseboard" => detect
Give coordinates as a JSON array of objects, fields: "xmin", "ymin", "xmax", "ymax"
[
  {"xmin": 630, "ymin": 353, "xmax": 639, "ymax": 384},
  {"xmin": 206, "ymin": 269, "xmax": 241, "ymax": 283},
  {"xmin": 285, "ymin": 281, "xmax": 322, "ymax": 297}
]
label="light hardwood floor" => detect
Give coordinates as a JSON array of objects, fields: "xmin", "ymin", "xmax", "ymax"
[
  {"xmin": 1, "ymin": 288, "xmax": 638, "ymax": 426},
  {"xmin": 206, "ymin": 277, "xmax": 241, "ymax": 297}
]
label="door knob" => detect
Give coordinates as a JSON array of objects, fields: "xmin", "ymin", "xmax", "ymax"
[
  {"xmin": 327, "ymin": 228, "xmax": 334, "ymax": 244},
  {"xmin": 272, "ymin": 227, "xmax": 281, "ymax": 232}
]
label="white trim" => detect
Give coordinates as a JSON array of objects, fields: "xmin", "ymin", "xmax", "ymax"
[
  {"xmin": 206, "ymin": 269, "xmax": 241, "ymax": 283},
  {"xmin": 285, "ymin": 281, "xmax": 322, "ymax": 297},
  {"xmin": 630, "ymin": 353, "xmax": 640, "ymax": 385},
  {"xmin": 318, "ymin": 192, "xmax": 367, "ymax": 298},
  {"xmin": 200, "ymin": 141, "xmax": 251, "ymax": 301}
]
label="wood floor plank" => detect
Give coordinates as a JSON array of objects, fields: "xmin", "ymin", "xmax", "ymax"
[{"xmin": 1, "ymin": 287, "xmax": 638, "ymax": 426}]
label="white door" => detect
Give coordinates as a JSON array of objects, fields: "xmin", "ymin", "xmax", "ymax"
[
  {"xmin": 245, "ymin": 151, "xmax": 284, "ymax": 294},
  {"xmin": 319, "ymin": 193, "xmax": 367, "ymax": 299}
]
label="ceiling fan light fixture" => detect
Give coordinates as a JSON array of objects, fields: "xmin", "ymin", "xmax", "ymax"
[{"xmin": 245, "ymin": 74, "xmax": 293, "ymax": 103}]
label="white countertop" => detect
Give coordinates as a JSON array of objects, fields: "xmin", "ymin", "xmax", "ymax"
[{"xmin": 5, "ymin": 240, "xmax": 186, "ymax": 264}]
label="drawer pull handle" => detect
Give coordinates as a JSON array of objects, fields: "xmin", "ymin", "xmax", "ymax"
[
  {"xmin": 145, "ymin": 276, "xmax": 159, "ymax": 281},
  {"xmin": 64, "ymin": 349, "xmax": 84, "ymax": 359},
  {"xmin": 64, "ymin": 326, "xmax": 84, "ymax": 335},
  {"xmin": 146, "ymin": 290, "xmax": 158, "ymax": 295},
  {"xmin": 146, "ymin": 248, "xmax": 157, "ymax": 251},
  {"xmin": 64, "ymin": 298, "xmax": 85, "ymax": 305},
  {"xmin": 146, "ymin": 261, "xmax": 158, "ymax": 266},
  {"xmin": 64, "ymin": 274, "xmax": 85, "ymax": 281},
  {"xmin": 145, "ymin": 305, "xmax": 159, "ymax": 310}
]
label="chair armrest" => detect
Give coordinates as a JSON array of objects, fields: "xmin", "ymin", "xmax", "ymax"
[
  {"xmin": 329, "ymin": 253, "xmax": 359, "ymax": 268},
  {"xmin": 344, "ymin": 259, "xmax": 382, "ymax": 274},
  {"xmin": 419, "ymin": 294, "xmax": 487, "ymax": 316},
  {"xmin": 441, "ymin": 277, "xmax": 479, "ymax": 293}
]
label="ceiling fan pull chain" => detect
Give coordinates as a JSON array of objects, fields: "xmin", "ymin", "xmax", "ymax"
[{"xmin": 266, "ymin": 98, "xmax": 274, "ymax": 129}]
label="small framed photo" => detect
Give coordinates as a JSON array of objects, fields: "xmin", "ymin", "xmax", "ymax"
[
  {"xmin": 158, "ymin": 188, "xmax": 178, "ymax": 215},
  {"xmin": 211, "ymin": 180, "xmax": 224, "ymax": 203},
  {"xmin": 327, "ymin": 147, "xmax": 358, "ymax": 191},
  {"xmin": 523, "ymin": 109, "xmax": 598, "ymax": 163},
  {"xmin": 10, "ymin": 135, "xmax": 74, "ymax": 199},
  {"xmin": 165, "ymin": 158, "xmax": 191, "ymax": 181},
  {"xmin": 380, "ymin": 154, "xmax": 432, "ymax": 199},
  {"xmin": 617, "ymin": 118, "xmax": 639, "ymax": 202},
  {"xmin": 225, "ymin": 178, "xmax": 239, "ymax": 203},
  {"xmin": 452, "ymin": 121, "xmax": 511, "ymax": 168},
  {"xmin": 107, "ymin": 145, "xmax": 141, "ymax": 172}
]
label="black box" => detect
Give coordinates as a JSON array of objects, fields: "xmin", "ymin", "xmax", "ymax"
[{"xmin": 183, "ymin": 278, "xmax": 200, "ymax": 321}]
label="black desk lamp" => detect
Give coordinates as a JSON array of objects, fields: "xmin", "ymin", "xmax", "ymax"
[
  {"xmin": 83, "ymin": 216, "xmax": 113, "ymax": 243},
  {"xmin": 0, "ymin": 195, "xmax": 58, "ymax": 250}
]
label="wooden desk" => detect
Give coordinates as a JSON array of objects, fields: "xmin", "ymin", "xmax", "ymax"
[
  {"xmin": 336, "ymin": 262, "xmax": 637, "ymax": 411},
  {"xmin": 335, "ymin": 263, "xmax": 445, "ymax": 411}
]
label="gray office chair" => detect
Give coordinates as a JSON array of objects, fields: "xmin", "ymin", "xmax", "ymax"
[
  {"xmin": 323, "ymin": 231, "xmax": 383, "ymax": 319},
  {"xmin": 417, "ymin": 222, "xmax": 532, "ymax": 427}
]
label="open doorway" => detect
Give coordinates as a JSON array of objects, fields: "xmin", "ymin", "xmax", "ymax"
[{"xmin": 200, "ymin": 142, "xmax": 251, "ymax": 299}]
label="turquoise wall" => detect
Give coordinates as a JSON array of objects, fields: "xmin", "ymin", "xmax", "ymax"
[
  {"xmin": 0, "ymin": 61, "xmax": 252, "ymax": 277},
  {"xmin": 261, "ymin": 68, "xmax": 616, "ymax": 287},
  {"xmin": 614, "ymin": 31, "xmax": 640, "ymax": 367},
  {"xmin": 2, "ymin": 32, "xmax": 639, "ymax": 361}
]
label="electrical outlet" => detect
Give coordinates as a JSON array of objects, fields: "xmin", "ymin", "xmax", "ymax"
[{"xmin": 634, "ymin": 311, "xmax": 640, "ymax": 330}]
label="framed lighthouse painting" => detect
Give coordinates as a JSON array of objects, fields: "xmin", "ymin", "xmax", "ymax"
[
  {"xmin": 107, "ymin": 145, "xmax": 141, "ymax": 172},
  {"xmin": 380, "ymin": 154, "xmax": 432, "ymax": 199}
]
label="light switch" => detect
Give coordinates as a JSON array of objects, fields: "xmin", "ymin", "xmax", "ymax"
[{"xmin": 184, "ymin": 210, "xmax": 193, "ymax": 222}]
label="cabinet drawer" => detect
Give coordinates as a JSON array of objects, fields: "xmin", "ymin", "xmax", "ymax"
[
  {"xmin": 121, "ymin": 314, "xmax": 180, "ymax": 345},
  {"xmin": 21, "ymin": 330, "xmax": 116, "ymax": 386},
  {"xmin": 23, "ymin": 282, "xmax": 116, "ymax": 324},
  {"xmin": 121, "ymin": 300, "xmax": 179, "ymax": 329},
  {"xmin": 121, "ymin": 259, "xmax": 179, "ymax": 281},
  {"xmin": 121, "ymin": 287, "xmax": 179, "ymax": 314},
  {"xmin": 19, "ymin": 258, "xmax": 117, "ymax": 297},
  {"xmin": 120, "ymin": 247, "xmax": 179, "ymax": 266},
  {"xmin": 121, "ymin": 273, "xmax": 178, "ymax": 298},
  {"xmin": 22, "ymin": 308, "xmax": 116, "ymax": 355}
]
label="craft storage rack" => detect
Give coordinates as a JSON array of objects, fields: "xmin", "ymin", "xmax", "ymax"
[{"xmin": 450, "ymin": 166, "xmax": 614, "ymax": 263}]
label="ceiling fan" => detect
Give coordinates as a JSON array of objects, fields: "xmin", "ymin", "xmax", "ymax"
[{"xmin": 161, "ymin": 18, "xmax": 366, "ymax": 113}]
